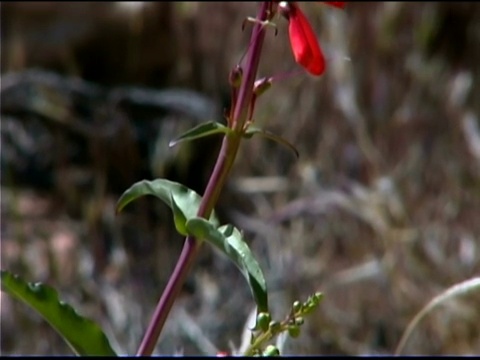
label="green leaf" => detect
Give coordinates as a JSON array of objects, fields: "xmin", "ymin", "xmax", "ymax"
[
  {"xmin": 116, "ymin": 179, "xmax": 219, "ymax": 228},
  {"xmin": 170, "ymin": 193, "xmax": 188, "ymax": 236},
  {"xmin": 244, "ymin": 126, "xmax": 299, "ymax": 158},
  {"xmin": 186, "ymin": 218, "xmax": 268, "ymax": 313},
  {"xmin": 0, "ymin": 270, "xmax": 117, "ymax": 356},
  {"xmin": 169, "ymin": 121, "xmax": 232, "ymax": 147}
]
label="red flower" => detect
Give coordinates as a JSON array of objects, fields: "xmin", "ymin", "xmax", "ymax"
[
  {"xmin": 324, "ymin": 2, "xmax": 346, "ymax": 9},
  {"xmin": 283, "ymin": 2, "xmax": 345, "ymax": 76}
]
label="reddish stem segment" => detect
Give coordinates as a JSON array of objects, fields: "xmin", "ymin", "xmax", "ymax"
[{"xmin": 136, "ymin": 2, "xmax": 270, "ymax": 356}]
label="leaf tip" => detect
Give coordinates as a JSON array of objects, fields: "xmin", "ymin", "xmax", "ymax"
[{"xmin": 115, "ymin": 202, "xmax": 124, "ymax": 215}]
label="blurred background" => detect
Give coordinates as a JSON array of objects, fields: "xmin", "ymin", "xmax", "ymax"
[{"xmin": 1, "ymin": 1, "xmax": 480, "ymax": 355}]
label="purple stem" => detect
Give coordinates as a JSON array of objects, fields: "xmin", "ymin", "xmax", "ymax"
[{"xmin": 136, "ymin": 2, "xmax": 270, "ymax": 356}]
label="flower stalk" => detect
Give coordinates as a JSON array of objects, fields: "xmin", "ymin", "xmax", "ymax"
[{"xmin": 136, "ymin": 2, "xmax": 271, "ymax": 356}]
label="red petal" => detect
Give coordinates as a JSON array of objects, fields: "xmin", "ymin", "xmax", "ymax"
[
  {"xmin": 323, "ymin": 2, "xmax": 346, "ymax": 9},
  {"xmin": 288, "ymin": 4, "xmax": 325, "ymax": 76}
]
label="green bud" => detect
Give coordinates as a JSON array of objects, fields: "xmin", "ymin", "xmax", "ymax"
[
  {"xmin": 288, "ymin": 325, "xmax": 301, "ymax": 338},
  {"xmin": 268, "ymin": 320, "xmax": 281, "ymax": 333},
  {"xmin": 257, "ymin": 312, "xmax": 271, "ymax": 332},
  {"xmin": 302, "ymin": 303, "xmax": 317, "ymax": 315},
  {"xmin": 304, "ymin": 292, "xmax": 323, "ymax": 309},
  {"xmin": 292, "ymin": 300, "xmax": 302, "ymax": 313},
  {"xmin": 295, "ymin": 316, "xmax": 304, "ymax": 326},
  {"xmin": 312, "ymin": 292, "xmax": 324, "ymax": 304},
  {"xmin": 263, "ymin": 345, "xmax": 280, "ymax": 357}
]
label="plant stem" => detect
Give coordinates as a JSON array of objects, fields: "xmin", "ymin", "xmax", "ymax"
[{"xmin": 136, "ymin": 2, "xmax": 270, "ymax": 356}]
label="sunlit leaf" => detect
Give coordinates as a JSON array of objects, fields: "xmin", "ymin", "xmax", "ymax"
[
  {"xmin": 186, "ymin": 217, "xmax": 268, "ymax": 312},
  {"xmin": 1, "ymin": 270, "xmax": 117, "ymax": 356},
  {"xmin": 170, "ymin": 193, "xmax": 188, "ymax": 236},
  {"xmin": 169, "ymin": 121, "xmax": 232, "ymax": 147},
  {"xmin": 116, "ymin": 179, "xmax": 219, "ymax": 227}
]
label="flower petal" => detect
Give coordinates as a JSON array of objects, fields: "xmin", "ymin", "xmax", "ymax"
[
  {"xmin": 288, "ymin": 4, "xmax": 325, "ymax": 76},
  {"xmin": 323, "ymin": 2, "xmax": 346, "ymax": 9}
]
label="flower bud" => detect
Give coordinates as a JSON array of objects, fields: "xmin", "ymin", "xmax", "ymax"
[
  {"xmin": 263, "ymin": 345, "xmax": 280, "ymax": 356},
  {"xmin": 288, "ymin": 325, "xmax": 301, "ymax": 338},
  {"xmin": 311, "ymin": 292, "xmax": 323, "ymax": 306},
  {"xmin": 268, "ymin": 320, "xmax": 281, "ymax": 332},
  {"xmin": 253, "ymin": 77, "xmax": 273, "ymax": 97},
  {"xmin": 229, "ymin": 65, "xmax": 243, "ymax": 88},
  {"xmin": 256, "ymin": 312, "xmax": 272, "ymax": 332},
  {"xmin": 292, "ymin": 300, "xmax": 302, "ymax": 313},
  {"xmin": 295, "ymin": 316, "xmax": 304, "ymax": 326}
]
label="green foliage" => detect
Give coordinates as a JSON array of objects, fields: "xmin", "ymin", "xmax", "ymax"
[
  {"xmin": 117, "ymin": 179, "xmax": 268, "ymax": 315},
  {"xmin": 244, "ymin": 292, "xmax": 324, "ymax": 356},
  {"xmin": 168, "ymin": 121, "xmax": 232, "ymax": 148},
  {"xmin": 170, "ymin": 193, "xmax": 189, "ymax": 236},
  {"xmin": 185, "ymin": 217, "xmax": 269, "ymax": 313},
  {"xmin": 116, "ymin": 179, "xmax": 220, "ymax": 227},
  {"xmin": 0, "ymin": 270, "xmax": 117, "ymax": 356}
]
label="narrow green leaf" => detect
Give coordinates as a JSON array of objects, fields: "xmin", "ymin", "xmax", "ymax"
[
  {"xmin": 116, "ymin": 179, "xmax": 219, "ymax": 227},
  {"xmin": 244, "ymin": 126, "xmax": 299, "ymax": 158},
  {"xmin": 1, "ymin": 270, "xmax": 117, "ymax": 356},
  {"xmin": 186, "ymin": 218, "xmax": 268, "ymax": 312},
  {"xmin": 169, "ymin": 121, "xmax": 232, "ymax": 147}
]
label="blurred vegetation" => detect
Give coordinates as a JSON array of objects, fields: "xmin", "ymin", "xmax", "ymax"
[{"xmin": 1, "ymin": 2, "xmax": 480, "ymax": 355}]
